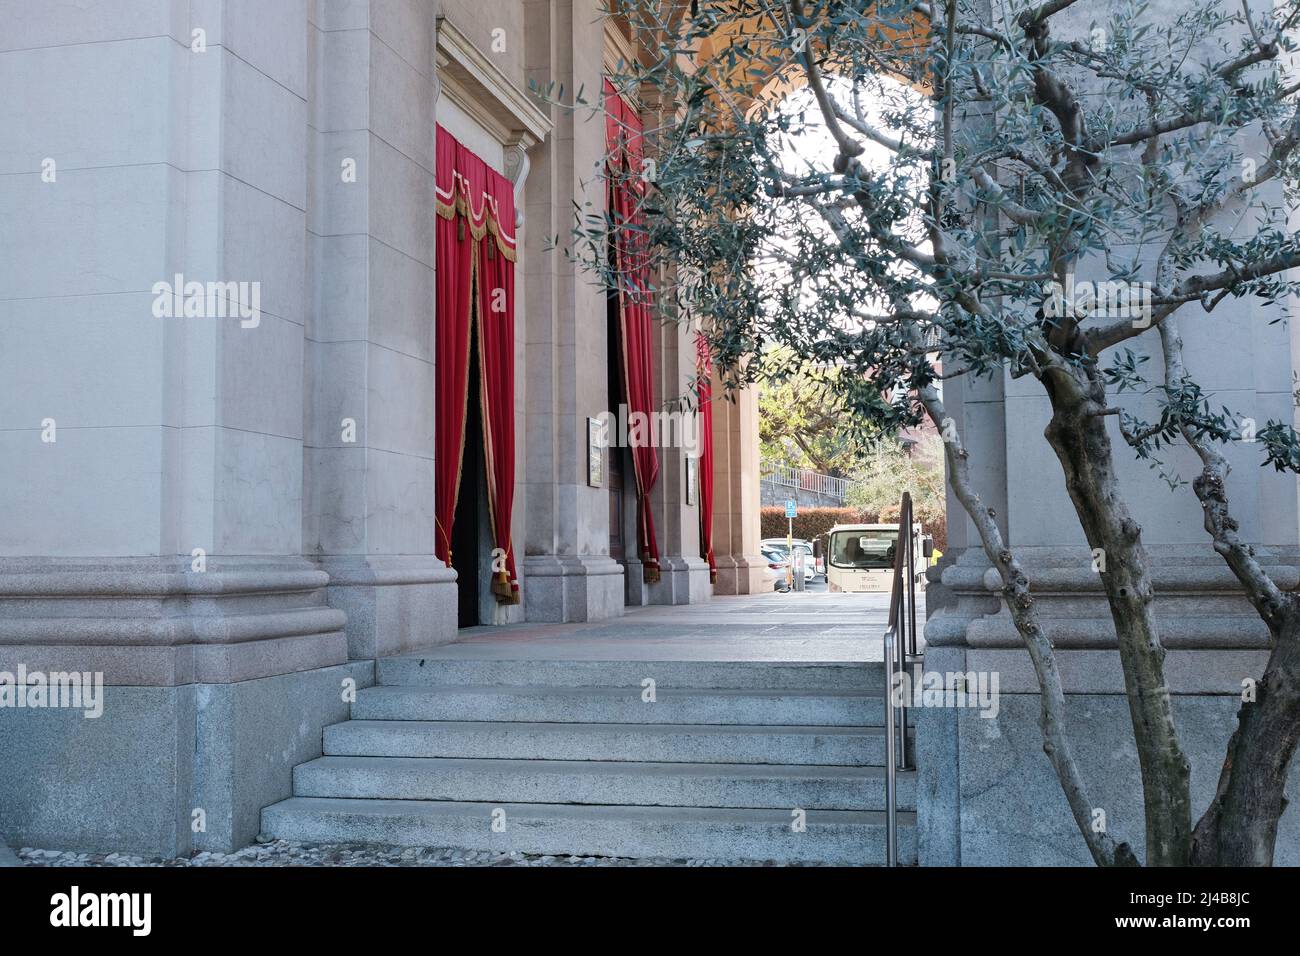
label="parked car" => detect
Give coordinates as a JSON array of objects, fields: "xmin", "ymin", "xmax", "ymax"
[
  {"xmin": 760, "ymin": 544, "xmax": 792, "ymax": 591},
  {"xmin": 760, "ymin": 538, "xmax": 818, "ymax": 581}
]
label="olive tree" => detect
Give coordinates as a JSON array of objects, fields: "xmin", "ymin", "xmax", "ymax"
[{"xmin": 561, "ymin": 0, "xmax": 1300, "ymax": 864}]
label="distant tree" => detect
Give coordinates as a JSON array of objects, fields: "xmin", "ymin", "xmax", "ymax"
[
  {"xmin": 846, "ymin": 431, "xmax": 947, "ymax": 539},
  {"xmin": 759, "ymin": 349, "xmax": 877, "ymax": 473},
  {"xmin": 560, "ymin": 0, "xmax": 1300, "ymax": 865}
]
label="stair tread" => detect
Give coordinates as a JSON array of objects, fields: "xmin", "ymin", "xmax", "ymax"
[
  {"xmin": 300, "ymin": 754, "xmax": 917, "ymax": 779},
  {"xmin": 377, "ymin": 659, "xmax": 880, "ymax": 689},
  {"xmin": 267, "ymin": 795, "xmax": 917, "ymax": 825},
  {"xmin": 360, "ymin": 685, "xmax": 883, "ymax": 699},
  {"xmin": 386, "ymin": 656, "xmax": 874, "ymax": 666},
  {"xmin": 330, "ymin": 719, "xmax": 898, "ymax": 736}
]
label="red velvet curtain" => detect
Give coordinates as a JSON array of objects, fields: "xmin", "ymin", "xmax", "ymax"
[
  {"xmin": 434, "ymin": 133, "xmax": 474, "ymax": 572},
  {"xmin": 695, "ymin": 332, "xmax": 717, "ymax": 583},
  {"xmin": 435, "ymin": 126, "xmax": 519, "ymax": 603},
  {"xmin": 605, "ymin": 80, "xmax": 661, "ymax": 582},
  {"xmin": 476, "ymin": 180, "xmax": 518, "ymax": 602}
]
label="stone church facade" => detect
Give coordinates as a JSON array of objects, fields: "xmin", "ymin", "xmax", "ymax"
[
  {"xmin": 7, "ymin": 0, "xmax": 1292, "ymax": 867},
  {"xmin": 0, "ymin": 1, "xmax": 770, "ymax": 856}
]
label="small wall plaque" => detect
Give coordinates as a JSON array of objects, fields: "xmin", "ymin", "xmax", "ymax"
[{"xmin": 587, "ymin": 417, "xmax": 604, "ymax": 488}]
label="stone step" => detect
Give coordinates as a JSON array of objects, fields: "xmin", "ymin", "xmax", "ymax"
[
  {"xmin": 292, "ymin": 755, "xmax": 917, "ymax": 812},
  {"xmin": 260, "ymin": 797, "xmax": 917, "ymax": 865},
  {"xmin": 325, "ymin": 719, "xmax": 910, "ymax": 766},
  {"xmin": 377, "ymin": 657, "xmax": 882, "ymax": 690},
  {"xmin": 351, "ymin": 685, "xmax": 886, "ymax": 726}
]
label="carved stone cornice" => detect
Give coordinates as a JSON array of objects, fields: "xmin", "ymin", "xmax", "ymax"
[{"xmin": 434, "ymin": 17, "xmax": 551, "ymax": 146}]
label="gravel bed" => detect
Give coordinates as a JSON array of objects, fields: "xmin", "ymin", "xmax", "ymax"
[{"xmin": 16, "ymin": 840, "xmax": 821, "ymax": 867}]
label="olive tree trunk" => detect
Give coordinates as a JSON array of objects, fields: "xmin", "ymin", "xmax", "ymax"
[
  {"xmin": 1038, "ymin": 364, "xmax": 1193, "ymax": 865},
  {"xmin": 1190, "ymin": 624, "xmax": 1300, "ymax": 865}
]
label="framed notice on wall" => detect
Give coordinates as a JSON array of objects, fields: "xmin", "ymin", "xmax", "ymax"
[
  {"xmin": 587, "ymin": 417, "xmax": 603, "ymax": 488},
  {"xmin": 685, "ymin": 456, "xmax": 698, "ymax": 506}
]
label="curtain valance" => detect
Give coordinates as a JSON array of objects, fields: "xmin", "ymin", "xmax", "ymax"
[{"xmin": 436, "ymin": 131, "xmax": 518, "ymax": 262}]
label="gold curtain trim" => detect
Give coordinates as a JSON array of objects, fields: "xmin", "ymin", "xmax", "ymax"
[
  {"xmin": 436, "ymin": 194, "xmax": 517, "ymax": 262},
  {"xmin": 474, "ymin": 249, "xmax": 520, "ymax": 606}
]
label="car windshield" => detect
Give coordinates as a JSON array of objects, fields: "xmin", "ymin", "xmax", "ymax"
[{"xmin": 829, "ymin": 530, "xmax": 898, "ymax": 570}]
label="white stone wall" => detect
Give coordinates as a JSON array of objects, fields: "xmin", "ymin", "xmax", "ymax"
[{"xmin": 1, "ymin": 0, "xmax": 310, "ymax": 559}]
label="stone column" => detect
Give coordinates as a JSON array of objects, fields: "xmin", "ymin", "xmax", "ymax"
[
  {"xmin": 709, "ymin": 379, "xmax": 769, "ymax": 595},
  {"xmin": 0, "ymin": 2, "xmax": 367, "ymax": 857},
  {"xmin": 304, "ymin": 0, "xmax": 457, "ymax": 656},
  {"xmin": 634, "ymin": 80, "xmax": 713, "ymax": 609},
  {"xmin": 646, "ymin": 313, "xmax": 713, "ymax": 605},
  {"xmin": 519, "ymin": 0, "xmax": 624, "ymax": 622}
]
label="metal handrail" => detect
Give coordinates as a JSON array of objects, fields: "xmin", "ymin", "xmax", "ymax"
[
  {"xmin": 759, "ymin": 460, "xmax": 854, "ymax": 501},
  {"xmin": 883, "ymin": 491, "xmax": 919, "ymax": 867}
]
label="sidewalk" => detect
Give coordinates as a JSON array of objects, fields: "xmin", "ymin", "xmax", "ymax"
[{"xmin": 443, "ymin": 590, "xmax": 915, "ymax": 663}]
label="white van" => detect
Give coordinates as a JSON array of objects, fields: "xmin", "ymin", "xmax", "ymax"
[{"xmin": 825, "ymin": 522, "xmax": 931, "ymax": 592}]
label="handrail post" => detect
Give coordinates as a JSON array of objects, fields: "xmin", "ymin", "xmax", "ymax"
[
  {"xmin": 897, "ymin": 623, "xmax": 909, "ymax": 771},
  {"xmin": 907, "ymin": 509, "xmax": 918, "ymax": 658},
  {"xmin": 882, "ymin": 490, "xmax": 921, "ymax": 864},
  {"xmin": 898, "ymin": 495, "xmax": 913, "ymax": 771},
  {"xmin": 883, "ymin": 625, "xmax": 898, "ymax": 868}
]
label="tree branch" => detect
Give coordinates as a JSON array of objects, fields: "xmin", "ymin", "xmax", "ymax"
[
  {"xmin": 917, "ymin": 381, "xmax": 1138, "ymax": 867},
  {"xmin": 972, "ymin": 165, "xmax": 1044, "ymax": 226},
  {"xmin": 1157, "ymin": 319, "xmax": 1292, "ymax": 630},
  {"xmin": 787, "ymin": 0, "xmax": 864, "ymax": 160}
]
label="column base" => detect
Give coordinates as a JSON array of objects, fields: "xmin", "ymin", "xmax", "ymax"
[
  {"xmin": 927, "ymin": 544, "xmax": 1300, "ymax": 649},
  {"xmin": 0, "ymin": 660, "xmax": 374, "ymax": 857},
  {"xmin": 0, "ymin": 555, "xmax": 371, "ymax": 856},
  {"xmin": 522, "ymin": 554, "xmax": 625, "ymax": 623},
  {"xmin": 0, "ymin": 555, "xmax": 348, "ymax": 685},
  {"xmin": 623, "ymin": 557, "xmax": 650, "ymax": 607},
  {"xmin": 315, "ymin": 555, "xmax": 458, "ymax": 658},
  {"xmin": 648, "ymin": 556, "xmax": 713, "ymax": 605},
  {"xmin": 711, "ymin": 553, "xmax": 770, "ymax": 595},
  {"xmin": 921, "ymin": 544, "xmax": 1300, "ymax": 865},
  {"xmin": 918, "ymin": 644, "xmax": 1300, "ymax": 866}
]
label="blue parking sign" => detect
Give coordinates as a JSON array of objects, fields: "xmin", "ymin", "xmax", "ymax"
[{"xmin": 785, "ymin": 499, "xmax": 797, "ymax": 518}]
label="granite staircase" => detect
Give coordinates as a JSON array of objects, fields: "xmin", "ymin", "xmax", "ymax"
[{"xmin": 261, "ymin": 657, "xmax": 916, "ymax": 864}]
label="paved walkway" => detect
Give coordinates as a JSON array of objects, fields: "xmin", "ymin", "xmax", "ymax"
[{"xmin": 442, "ymin": 590, "xmax": 921, "ymax": 663}]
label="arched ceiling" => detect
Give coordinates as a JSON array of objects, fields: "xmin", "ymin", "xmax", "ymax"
[{"xmin": 685, "ymin": 4, "xmax": 931, "ymax": 108}]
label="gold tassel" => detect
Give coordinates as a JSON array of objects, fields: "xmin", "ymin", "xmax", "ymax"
[{"xmin": 490, "ymin": 569, "xmax": 520, "ymax": 604}]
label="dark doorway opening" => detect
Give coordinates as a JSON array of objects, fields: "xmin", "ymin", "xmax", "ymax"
[
  {"xmin": 452, "ymin": 310, "xmax": 484, "ymax": 628},
  {"xmin": 607, "ymin": 282, "xmax": 629, "ymax": 564}
]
